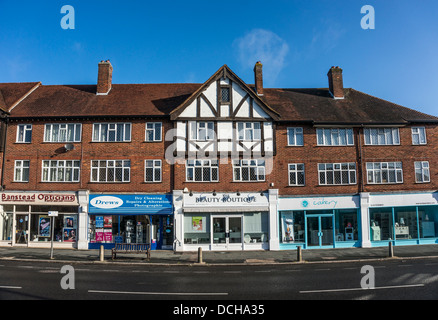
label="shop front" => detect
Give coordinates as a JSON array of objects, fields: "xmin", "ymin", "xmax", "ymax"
[
  {"xmin": 173, "ymin": 190, "xmax": 279, "ymax": 252},
  {"xmin": 278, "ymin": 195, "xmax": 361, "ymax": 250},
  {"xmin": 88, "ymin": 194, "xmax": 173, "ymax": 250},
  {"xmin": 367, "ymin": 192, "xmax": 438, "ymax": 247},
  {"xmin": 0, "ymin": 191, "xmax": 80, "ymax": 248}
]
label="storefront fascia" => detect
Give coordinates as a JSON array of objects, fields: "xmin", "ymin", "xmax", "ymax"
[
  {"xmin": 367, "ymin": 191, "xmax": 438, "ymax": 247},
  {"xmin": 278, "ymin": 195, "xmax": 361, "ymax": 250},
  {"xmin": 0, "ymin": 191, "xmax": 84, "ymax": 249},
  {"xmin": 87, "ymin": 194, "xmax": 174, "ymax": 250},
  {"xmin": 173, "ymin": 189, "xmax": 279, "ymax": 252}
]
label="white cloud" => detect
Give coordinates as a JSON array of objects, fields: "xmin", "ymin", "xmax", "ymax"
[{"xmin": 233, "ymin": 29, "xmax": 289, "ymax": 85}]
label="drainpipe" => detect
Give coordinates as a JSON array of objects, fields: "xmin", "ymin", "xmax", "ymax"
[{"xmin": 1, "ymin": 117, "xmax": 9, "ymax": 190}]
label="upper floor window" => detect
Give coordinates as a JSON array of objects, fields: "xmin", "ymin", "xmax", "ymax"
[
  {"xmin": 366, "ymin": 162, "xmax": 403, "ymax": 184},
  {"xmin": 287, "ymin": 127, "xmax": 304, "ymax": 146},
  {"xmin": 14, "ymin": 160, "xmax": 30, "ymax": 182},
  {"xmin": 91, "ymin": 160, "xmax": 131, "ymax": 183},
  {"xmin": 318, "ymin": 163, "xmax": 357, "ymax": 185},
  {"xmin": 415, "ymin": 161, "xmax": 430, "ymax": 183},
  {"xmin": 316, "ymin": 128, "xmax": 354, "ymax": 146},
  {"xmin": 145, "ymin": 160, "xmax": 162, "ymax": 183},
  {"xmin": 233, "ymin": 159, "xmax": 265, "ymax": 182},
  {"xmin": 44, "ymin": 124, "xmax": 81, "ymax": 143},
  {"xmin": 42, "ymin": 160, "xmax": 80, "ymax": 182},
  {"xmin": 412, "ymin": 127, "xmax": 427, "ymax": 145},
  {"xmin": 16, "ymin": 124, "xmax": 32, "ymax": 143},
  {"xmin": 237, "ymin": 122, "xmax": 261, "ymax": 141},
  {"xmin": 191, "ymin": 122, "xmax": 214, "ymax": 141},
  {"xmin": 221, "ymin": 87, "xmax": 231, "ymax": 103},
  {"xmin": 186, "ymin": 159, "xmax": 218, "ymax": 182},
  {"xmin": 288, "ymin": 163, "xmax": 305, "ymax": 186},
  {"xmin": 145, "ymin": 122, "xmax": 162, "ymax": 142},
  {"xmin": 92, "ymin": 123, "xmax": 131, "ymax": 142},
  {"xmin": 364, "ymin": 128, "xmax": 400, "ymax": 145}
]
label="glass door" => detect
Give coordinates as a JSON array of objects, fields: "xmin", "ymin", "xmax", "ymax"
[
  {"xmin": 211, "ymin": 216, "xmax": 243, "ymax": 250},
  {"xmin": 306, "ymin": 215, "xmax": 334, "ymax": 248},
  {"xmin": 15, "ymin": 214, "xmax": 29, "ymax": 245}
]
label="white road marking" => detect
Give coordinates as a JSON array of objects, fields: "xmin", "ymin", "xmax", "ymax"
[
  {"xmin": 88, "ymin": 290, "xmax": 228, "ymax": 296},
  {"xmin": 0, "ymin": 286, "xmax": 22, "ymax": 289},
  {"xmin": 300, "ymin": 283, "xmax": 425, "ymax": 294}
]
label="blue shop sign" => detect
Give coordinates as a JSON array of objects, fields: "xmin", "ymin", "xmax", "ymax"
[{"xmin": 89, "ymin": 194, "xmax": 173, "ymax": 215}]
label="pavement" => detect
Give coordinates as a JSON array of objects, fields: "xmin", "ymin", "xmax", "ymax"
[{"xmin": 2, "ymin": 244, "xmax": 438, "ymax": 266}]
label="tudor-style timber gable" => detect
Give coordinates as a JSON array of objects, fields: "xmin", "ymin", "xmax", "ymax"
[{"xmin": 171, "ymin": 65, "xmax": 279, "ymax": 156}]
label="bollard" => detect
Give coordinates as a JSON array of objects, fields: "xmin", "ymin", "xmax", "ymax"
[
  {"xmin": 197, "ymin": 247, "xmax": 203, "ymax": 264},
  {"xmin": 388, "ymin": 241, "xmax": 394, "ymax": 258},
  {"xmin": 297, "ymin": 246, "xmax": 303, "ymax": 262},
  {"xmin": 99, "ymin": 245, "xmax": 105, "ymax": 262}
]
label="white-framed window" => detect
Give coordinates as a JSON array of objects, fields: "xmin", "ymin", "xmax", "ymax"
[
  {"xmin": 191, "ymin": 122, "xmax": 214, "ymax": 141},
  {"xmin": 145, "ymin": 122, "xmax": 162, "ymax": 142},
  {"xmin": 91, "ymin": 160, "xmax": 131, "ymax": 182},
  {"xmin": 412, "ymin": 127, "xmax": 427, "ymax": 145},
  {"xmin": 366, "ymin": 162, "xmax": 403, "ymax": 184},
  {"xmin": 287, "ymin": 127, "xmax": 304, "ymax": 146},
  {"xmin": 364, "ymin": 128, "xmax": 400, "ymax": 145},
  {"xmin": 288, "ymin": 163, "xmax": 305, "ymax": 186},
  {"xmin": 14, "ymin": 160, "xmax": 30, "ymax": 182},
  {"xmin": 92, "ymin": 123, "xmax": 131, "ymax": 142},
  {"xmin": 316, "ymin": 128, "xmax": 354, "ymax": 146},
  {"xmin": 16, "ymin": 124, "xmax": 32, "ymax": 143},
  {"xmin": 42, "ymin": 160, "xmax": 80, "ymax": 182},
  {"xmin": 186, "ymin": 159, "xmax": 219, "ymax": 182},
  {"xmin": 44, "ymin": 124, "xmax": 82, "ymax": 142},
  {"xmin": 237, "ymin": 122, "xmax": 261, "ymax": 141},
  {"xmin": 318, "ymin": 163, "xmax": 357, "ymax": 185},
  {"xmin": 145, "ymin": 160, "xmax": 162, "ymax": 182},
  {"xmin": 233, "ymin": 159, "xmax": 265, "ymax": 182},
  {"xmin": 415, "ymin": 161, "xmax": 430, "ymax": 183}
]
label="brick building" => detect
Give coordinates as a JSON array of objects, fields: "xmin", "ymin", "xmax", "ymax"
[{"xmin": 0, "ymin": 60, "xmax": 437, "ymax": 252}]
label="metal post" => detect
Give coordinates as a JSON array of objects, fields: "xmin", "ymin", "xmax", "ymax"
[
  {"xmin": 99, "ymin": 245, "xmax": 105, "ymax": 262},
  {"xmin": 50, "ymin": 216, "xmax": 55, "ymax": 260},
  {"xmin": 198, "ymin": 247, "xmax": 203, "ymax": 264},
  {"xmin": 389, "ymin": 241, "xmax": 394, "ymax": 258},
  {"xmin": 297, "ymin": 246, "xmax": 303, "ymax": 262}
]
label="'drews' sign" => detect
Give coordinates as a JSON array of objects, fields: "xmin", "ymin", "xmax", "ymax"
[{"xmin": 88, "ymin": 194, "xmax": 173, "ymax": 214}]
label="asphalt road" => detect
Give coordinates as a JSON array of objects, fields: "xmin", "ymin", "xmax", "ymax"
[{"xmin": 1, "ymin": 258, "xmax": 438, "ymax": 303}]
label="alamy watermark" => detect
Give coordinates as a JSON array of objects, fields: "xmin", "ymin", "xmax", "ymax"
[
  {"xmin": 361, "ymin": 5, "xmax": 375, "ymax": 30},
  {"xmin": 60, "ymin": 5, "xmax": 75, "ymax": 30}
]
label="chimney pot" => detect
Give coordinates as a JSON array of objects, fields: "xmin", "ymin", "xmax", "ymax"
[
  {"xmin": 97, "ymin": 60, "xmax": 113, "ymax": 95},
  {"xmin": 327, "ymin": 66, "xmax": 344, "ymax": 99},
  {"xmin": 254, "ymin": 61, "xmax": 264, "ymax": 96}
]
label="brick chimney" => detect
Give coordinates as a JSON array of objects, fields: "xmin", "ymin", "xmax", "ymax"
[
  {"xmin": 254, "ymin": 61, "xmax": 264, "ymax": 96},
  {"xmin": 97, "ymin": 60, "xmax": 113, "ymax": 95},
  {"xmin": 327, "ymin": 66, "xmax": 344, "ymax": 99}
]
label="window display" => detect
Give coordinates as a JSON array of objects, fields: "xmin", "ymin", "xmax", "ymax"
[{"xmin": 280, "ymin": 211, "xmax": 305, "ymax": 243}]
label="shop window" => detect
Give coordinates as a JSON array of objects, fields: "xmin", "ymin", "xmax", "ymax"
[
  {"xmin": 29, "ymin": 214, "xmax": 77, "ymax": 243},
  {"xmin": 335, "ymin": 210, "xmax": 359, "ymax": 241},
  {"xmin": 243, "ymin": 212, "xmax": 268, "ymax": 243},
  {"xmin": 0, "ymin": 210, "xmax": 13, "ymax": 241},
  {"xmin": 419, "ymin": 206, "xmax": 438, "ymax": 239},
  {"xmin": 370, "ymin": 209, "xmax": 394, "ymax": 241},
  {"xmin": 280, "ymin": 211, "xmax": 305, "ymax": 244},
  {"xmin": 393, "ymin": 208, "xmax": 418, "ymax": 240},
  {"xmin": 184, "ymin": 213, "xmax": 210, "ymax": 244}
]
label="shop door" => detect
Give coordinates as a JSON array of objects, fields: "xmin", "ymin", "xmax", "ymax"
[
  {"xmin": 306, "ymin": 215, "xmax": 334, "ymax": 248},
  {"xmin": 15, "ymin": 215, "xmax": 29, "ymax": 245},
  {"xmin": 211, "ymin": 216, "xmax": 243, "ymax": 250}
]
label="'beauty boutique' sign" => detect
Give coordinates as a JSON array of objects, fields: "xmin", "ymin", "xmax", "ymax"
[{"xmin": 184, "ymin": 192, "xmax": 269, "ymax": 208}]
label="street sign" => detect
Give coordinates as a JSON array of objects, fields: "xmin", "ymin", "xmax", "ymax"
[{"xmin": 48, "ymin": 211, "xmax": 58, "ymax": 217}]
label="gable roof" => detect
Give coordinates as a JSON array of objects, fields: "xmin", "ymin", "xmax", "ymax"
[
  {"xmin": 0, "ymin": 82, "xmax": 40, "ymax": 114},
  {"xmin": 169, "ymin": 65, "xmax": 281, "ymax": 121}
]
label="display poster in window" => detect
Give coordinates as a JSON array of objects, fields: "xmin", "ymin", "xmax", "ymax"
[
  {"xmin": 95, "ymin": 216, "xmax": 104, "ymax": 228},
  {"xmin": 192, "ymin": 217, "xmax": 205, "ymax": 232},
  {"xmin": 63, "ymin": 228, "xmax": 77, "ymax": 242},
  {"xmin": 39, "ymin": 215, "xmax": 50, "ymax": 237},
  {"xmin": 104, "ymin": 229, "xmax": 112, "ymax": 242},
  {"xmin": 104, "ymin": 216, "xmax": 112, "ymax": 228},
  {"xmin": 95, "ymin": 229, "xmax": 104, "ymax": 242}
]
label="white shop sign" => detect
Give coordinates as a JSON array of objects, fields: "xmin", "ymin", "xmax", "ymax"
[
  {"xmin": 369, "ymin": 192, "xmax": 438, "ymax": 208},
  {"xmin": 0, "ymin": 192, "xmax": 78, "ymax": 205},
  {"xmin": 184, "ymin": 192, "xmax": 269, "ymax": 212}
]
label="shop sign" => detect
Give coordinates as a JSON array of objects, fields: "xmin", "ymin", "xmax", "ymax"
[
  {"xmin": 89, "ymin": 194, "xmax": 173, "ymax": 214},
  {"xmin": 0, "ymin": 192, "xmax": 78, "ymax": 205},
  {"xmin": 278, "ymin": 196, "xmax": 359, "ymax": 211},
  {"xmin": 184, "ymin": 192, "xmax": 269, "ymax": 208}
]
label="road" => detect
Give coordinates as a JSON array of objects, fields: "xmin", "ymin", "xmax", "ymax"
[{"xmin": 1, "ymin": 258, "xmax": 438, "ymax": 304}]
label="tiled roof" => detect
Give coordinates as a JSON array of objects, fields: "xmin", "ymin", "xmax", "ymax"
[{"xmin": 0, "ymin": 82, "xmax": 40, "ymax": 113}]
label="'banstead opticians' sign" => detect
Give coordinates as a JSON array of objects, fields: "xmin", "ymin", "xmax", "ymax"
[
  {"xmin": 184, "ymin": 192, "xmax": 269, "ymax": 208},
  {"xmin": 0, "ymin": 192, "xmax": 78, "ymax": 205}
]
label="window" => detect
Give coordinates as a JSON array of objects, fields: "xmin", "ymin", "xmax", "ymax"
[
  {"xmin": 221, "ymin": 87, "xmax": 230, "ymax": 103},
  {"xmin": 366, "ymin": 162, "xmax": 403, "ymax": 184},
  {"xmin": 287, "ymin": 128, "xmax": 304, "ymax": 146},
  {"xmin": 364, "ymin": 128, "xmax": 400, "ymax": 145},
  {"xmin": 288, "ymin": 164, "xmax": 305, "ymax": 186},
  {"xmin": 16, "ymin": 124, "xmax": 32, "ymax": 143},
  {"xmin": 415, "ymin": 161, "xmax": 430, "ymax": 183},
  {"xmin": 186, "ymin": 160, "xmax": 218, "ymax": 182},
  {"xmin": 318, "ymin": 163, "xmax": 357, "ymax": 185},
  {"xmin": 237, "ymin": 122, "xmax": 261, "ymax": 141},
  {"xmin": 316, "ymin": 128, "xmax": 354, "ymax": 146},
  {"xmin": 14, "ymin": 160, "xmax": 30, "ymax": 182},
  {"xmin": 92, "ymin": 123, "xmax": 131, "ymax": 142},
  {"xmin": 412, "ymin": 127, "xmax": 427, "ymax": 145},
  {"xmin": 44, "ymin": 124, "xmax": 81, "ymax": 142},
  {"xmin": 91, "ymin": 160, "xmax": 131, "ymax": 182},
  {"xmin": 191, "ymin": 122, "xmax": 214, "ymax": 141},
  {"xmin": 145, "ymin": 160, "xmax": 162, "ymax": 182},
  {"xmin": 42, "ymin": 160, "xmax": 80, "ymax": 182},
  {"xmin": 233, "ymin": 159, "xmax": 265, "ymax": 182},
  {"xmin": 145, "ymin": 122, "xmax": 162, "ymax": 142}
]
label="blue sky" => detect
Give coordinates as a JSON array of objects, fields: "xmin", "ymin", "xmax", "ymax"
[{"xmin": 0, "ymin": 0, "xmax": 437, "ymax": 116}]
